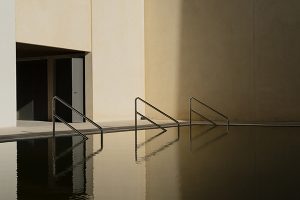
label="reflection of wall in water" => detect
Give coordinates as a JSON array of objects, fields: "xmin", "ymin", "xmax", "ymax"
[
  {"xmin": 93, "ymin": 132, "xmax": 145, "ymax": 200},
  {"xmin": 16, "ymin": 137, "xmax": 91, "ymax": 199},
  {"xmin": 0, "ymin": 142, "xmax": 17, "ymax": 199},
  {"xmin": 145, "ymin": 128, "xmax": 180, "ymax": 200}
]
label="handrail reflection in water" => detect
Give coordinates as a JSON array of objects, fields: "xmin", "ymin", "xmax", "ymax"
[
  {"xmin": 55, "ymin": 145, "xmax": 103, "ymax": 178},
  {"xmin": 135, "ymin": 128, "xmax": 180, "ymax": 163},
  {"xmin": 135, "ymin": 97, "xmax": 180, "ymax": 161},
  {"xmin": 136, "ymin": 129, "xmax": 166, "ymax": 149},
  {"xmin": 52, "ymin": 135, "xmax": 103, "ymax": 179},
  {"xmin": 52, "ymin": 96, "xmax": 104, "ymax": 177},
  {"xmin": 189, "ymin": 125, "xmax": 228, "ymax": 152}
]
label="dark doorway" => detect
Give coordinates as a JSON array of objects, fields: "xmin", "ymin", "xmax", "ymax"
[
  {"xmin": 17, "ymin": 60, "xmax": 48, "ymax": 121},
  {"xmin": 55, "ymin": 58, "xmax": 85, "ymax": 123},
  {"xmin": 55, "ymin": 59, "xmax": 73, "ymax": 122},
  {"xmin": 16, "ymin": 43, "xmax": 86, "ymax": 122}
]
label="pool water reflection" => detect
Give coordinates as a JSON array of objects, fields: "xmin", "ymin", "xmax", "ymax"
[{"xmin": 1, "ymin": 125, "xmax": 300, "ymax": 199}]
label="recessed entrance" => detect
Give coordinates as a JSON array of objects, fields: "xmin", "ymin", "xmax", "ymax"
[
  {"xmin": 16, "ymin": 43, "xmax": 86, "ymax": 122},
  {"xmin": 17, "ymin": 59, "xmax": 48, "ymax": 121}
]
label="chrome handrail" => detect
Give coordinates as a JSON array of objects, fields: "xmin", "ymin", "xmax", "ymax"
[
  {"xmin": 52, "ymin": 96, "xmax": 103, "ymax": 141},
  {"xmin": 135, "ymin": 97, "xmax": 180, "ymax": 124},
  {"xmin": 189, "ymin": 97, "xmax": 229, "ymax": 129},
  {"xmin": 135, "ymin": 97, "xmax": 180, "ymax": 131},
  {"xmin": 135, "ymin": 97, "xmax": 180, "ymax": 161},
  {"xmin": 51, "ymin": 96, "xmax": 103, "ymax": 176}
]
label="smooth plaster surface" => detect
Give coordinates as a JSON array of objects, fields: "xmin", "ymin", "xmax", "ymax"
[
  {"xmin": 0, "ymin": 0, "xmax": 16, "ymax": 127},
  {"xmin": 92, "ymin": 0, "xmax": 145, "ymax": 121},
  {"xmin": 145, "ymin": 0, "xmax": 300, "ymax": 121},
  {"xmin": 16, "ymin": 0, "xmax": 91, "ymax": 51}
]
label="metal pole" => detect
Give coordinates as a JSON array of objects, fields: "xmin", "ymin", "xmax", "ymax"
[
  {"xmin": 52, "ymin": 98, "xmax": 56, "ymax": 176},
  {"xmin": 135, "ymin": 98, "xmax": 138, "ymax": 161},
  {"xmin": 227, "ymin": 119, "xmax": 230, "ymax": 132},
  {"xmin": 101, "ymin": 130, "xmax": 103, "ymax": 151},
  {"xmin": 189, "ymin": 98, "xmax": 192, "ymax": 142}
]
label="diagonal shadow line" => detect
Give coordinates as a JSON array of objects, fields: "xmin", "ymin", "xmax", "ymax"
[
  {"xmin": 192, "ymin": 131, "xmax": 228, "ymax": 152},
  {"xmin": 137, "ymin": 129, "xmax": 167, "ymax": 149},
  {"xmin": 136, "ymin": 137, "xmax": 179, "ymax": 164}
]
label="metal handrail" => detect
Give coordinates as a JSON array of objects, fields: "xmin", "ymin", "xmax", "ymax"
[
  {"xmin": 52, "ymin": 96, "xmax": 103, "ymax": 141},
  {"xmin": 136, "ymin": 112, "xmax": 167, "ymax": 132},
  {"xmin": 135, "ymin": 97, "xmax": 180, "ymax": 125},
  {"xmin": 51, "ymin": 96, "xmax": 103, "ymax": 176},
  {"xmin": 135, "ymin": 97, "xmax": 180, "ymax": 161},
  {"xmin": 189, "ymin": 97, "xmax": 229, "ymax": 129},
  {"xmin": 135, "ymin": 97, "xmax": 180, "ymax": 130}
]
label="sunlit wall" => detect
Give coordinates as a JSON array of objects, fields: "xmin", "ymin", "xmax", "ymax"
[
  {"xmin": 0, "ymin": 0, "xmax": 16, "ymax": 127},
  {"xmin": 92, "ymin": 0, "xmax": 145, "ymax": 121},
  {"xmin": 16, "ymin": 0, "xmax": 91, "ymax": 51},
  {"xmin": 14, "ymin": 0, "xmax": 145, "ymax": 122}
]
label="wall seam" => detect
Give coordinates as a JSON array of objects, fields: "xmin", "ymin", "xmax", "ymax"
[{"xmin": 252, "ymin": 0, "xmax": 257, "ymax": 121}]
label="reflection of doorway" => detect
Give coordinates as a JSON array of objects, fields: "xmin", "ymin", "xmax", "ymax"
[
  {"xmin": 16, "ymin": 43, "xmax": 86, "ymax": 122},
  {"xmin": 17, "ymin": 137, "xmax": 87, "ymax": 198}
]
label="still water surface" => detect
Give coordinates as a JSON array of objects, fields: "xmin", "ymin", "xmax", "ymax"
[{"xmin": 0, "ymin": 126, "xmax": 300, "ymax": 199}]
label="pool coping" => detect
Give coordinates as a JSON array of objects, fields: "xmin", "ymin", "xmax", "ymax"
[
  {"xmin": 0, "ymin": 120, "xmax": 189, "ymax": 143},
  {"xmin": 1, "ymin": 120, "xmax": 300, "ymax": 143}
]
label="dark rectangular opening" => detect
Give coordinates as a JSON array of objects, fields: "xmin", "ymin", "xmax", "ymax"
[{"xmin": 17, "ymin": 60, "xmax": 48, "ymax": 121}]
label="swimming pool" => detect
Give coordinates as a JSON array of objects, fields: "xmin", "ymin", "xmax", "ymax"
[{"xmin": 0, "ymin": 125, "xmax": 300, "ymax": 199}]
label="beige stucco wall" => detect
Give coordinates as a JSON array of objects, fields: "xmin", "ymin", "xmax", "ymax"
[
  {"xmin": 15, "ymin": 0, "xmax": 145, "ymax": 121},
  {"xmin": 16, "ymin": 0, "xmax": 91, "ymax": 51},
  {"xmin": 92, "ymin": 0, "xmax": 145, "ymax": 121},
  {"xmin": 145, "ymin": 0, "xmax": 300, "ymax": 122},
  {"xmin": 0, "ymin": 0, "xmax": 16, "ymax": 127}
]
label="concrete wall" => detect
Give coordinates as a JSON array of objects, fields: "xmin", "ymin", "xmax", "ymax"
[
  {"xmin": 16, "ymin": 0, "xmax": 91, "ymax": 51},
  {"xmin": 145, "ymin": 0, "xmax": 300, "ymax": 122},
  {"xmin": 0, "ymin": 0, "xmax": 16, "ymax": 127},
  {"xmin": 92, "ymin": 0, "xmax": 145, "ymax": 121},
  {"xmin": 15, "ymin": 0, "xmax": 145, "ymax": 122}
]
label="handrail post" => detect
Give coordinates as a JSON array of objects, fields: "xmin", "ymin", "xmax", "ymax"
[
  {"xmin": 189, "ymin": 98, "xmax": 192, "ymax": 141},
  {"xmin": 52, "ymin": 97, "xmax": 56, "ymax": 138},
  {"xmin": 52, "ymin": 97, "xmax": 56, "ymax": 176},
  {"xmin": 100, "ymin": 129, "xmax": 103, "ymax": 150},
  {"xmin": 227, "ymin": 119, "xmax": 230, "ymax": 131},
  {"xmin": 135, "ymin": 98, "xmax": 138, "ymax": 161}
]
